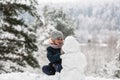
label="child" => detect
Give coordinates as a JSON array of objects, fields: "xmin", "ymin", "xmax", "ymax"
[{"xmin": 42, "ymin": 30, "xmax": 64, "ymax": 75}]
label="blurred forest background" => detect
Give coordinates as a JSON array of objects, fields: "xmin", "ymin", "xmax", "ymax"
[{"xmin": 0, "ymin": 0, "xmax": 120, "ymax": 79}]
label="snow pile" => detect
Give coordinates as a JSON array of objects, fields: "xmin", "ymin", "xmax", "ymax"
[
  {"xmin": 0, "ymin": 72, "xmax": 119, "ymax": 80},
  {"xmin": 86, "ymin": 76, "xmax": 120, "ymax": 80},
  {"xmin": 0, "ymin": 72, "xmax": 40, "ymax": 80},
  {"xmin": 60, "ymin": 36, "xmax": 87, "ymax": 80}
]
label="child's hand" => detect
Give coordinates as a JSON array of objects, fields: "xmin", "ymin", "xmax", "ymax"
[
  {"xmin": 52, "ymin": 64, "xmax": 56, "ymax": 68},
  {"xmin": 61, "ymin": 49, "xmax": 64, "ymax": 55}
]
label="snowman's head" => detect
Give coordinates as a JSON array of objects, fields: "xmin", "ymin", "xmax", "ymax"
[{"xmin": 62, "ymin": 36, "xmax": 80, "ymax": 54}]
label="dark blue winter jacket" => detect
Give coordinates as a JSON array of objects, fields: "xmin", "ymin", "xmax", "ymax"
[{"xmin": 47, "ymin": 46, "xmax": 62, "ymax": 65}]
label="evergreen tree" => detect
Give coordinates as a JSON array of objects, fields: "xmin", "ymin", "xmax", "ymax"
[
  {"xmin": 0, "ymin": 0, "xmax": 41, "ymax": 73},
  {"xmin": 99, "ymin": 40, "xmax": 120, "ymax": 78}
]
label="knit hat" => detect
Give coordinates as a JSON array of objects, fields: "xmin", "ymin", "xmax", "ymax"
[{"xmin": 50, "ymin": 30, "xmax": 64, "ymax": 41}]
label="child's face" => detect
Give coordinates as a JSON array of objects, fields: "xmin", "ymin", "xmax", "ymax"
[{"xmin": 54, "ymin": 38, "xmax": 63, "ymax": 45}]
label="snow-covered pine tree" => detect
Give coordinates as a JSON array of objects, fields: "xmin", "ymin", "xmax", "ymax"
[
  {"xmin": 0, "ymin": 0, "xmax": 41, "ymax": 73},
  {"xmin": 98, "ymin": 40, "xmax": 120, "ymax": 78},
  {"xmin": 114, "ymin": 40, "xmax": 120, "ymax": 78}
]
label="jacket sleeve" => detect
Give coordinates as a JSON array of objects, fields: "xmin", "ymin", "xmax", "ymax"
[{"xmin": 47, "ymin": 47, "xmax": 61, "ymax": 63}]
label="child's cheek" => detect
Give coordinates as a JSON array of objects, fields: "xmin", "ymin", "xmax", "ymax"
[{"xmin": 54, "ymin": 40, "xmax": 59, "ymax": 45}]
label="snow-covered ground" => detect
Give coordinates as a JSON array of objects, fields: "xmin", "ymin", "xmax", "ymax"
[
  {"xmin": 0, "ymin": 72, "xmax": 119, "ymax": 80},
  {"xmin": 0, "ymin": 37, "xmax": 119, "ymax": 80}
]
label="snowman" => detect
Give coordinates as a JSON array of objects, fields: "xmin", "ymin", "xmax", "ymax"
[{"xmin": 59, "ymin": 36, "xmax": 87, "ymax": 80}]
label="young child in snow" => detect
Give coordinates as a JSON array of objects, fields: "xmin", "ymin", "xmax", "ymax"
[
  {"xmin": 42, "ymin": 30, "xmax": 64, "ymax": 75},
  {"xmin": 59, "ymin": 36, "xmax": 87, "ymax": 80}
]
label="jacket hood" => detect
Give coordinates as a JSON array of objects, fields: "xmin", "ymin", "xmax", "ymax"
[{"xmin": 62, "ymin": 36, "xmax": 80, "ymax": 54}]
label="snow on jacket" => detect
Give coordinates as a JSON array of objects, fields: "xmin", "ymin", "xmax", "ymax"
[{"xmin": 60, "ymin": 36, "xmax": 87, "ymax": 80}]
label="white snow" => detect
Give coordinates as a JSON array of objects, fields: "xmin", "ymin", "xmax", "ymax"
[
  {"xmin": 0, "ymin": 72, "xmax": 40, "ymax": 80},
  {"xmin": 86, "ymin": 76, "xmax": 120, "ymax": 80},
  {"xmin": 0, "ymin": 72, "xmax": 119, "ymax": 80},
  {"xmin": 1, "ymin": 0, "xmax": 120, "ymax": 79},
  {"xmin": 116, "ymin": 40, "xmax": 120, "ymax": 49},
  {"xmin": 60, "ymin": 36, "xmax": 87, "ymax": 80},
  {"xmin": 0, "ymin": 35, "xmax": 119, "ymax": 80}
]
